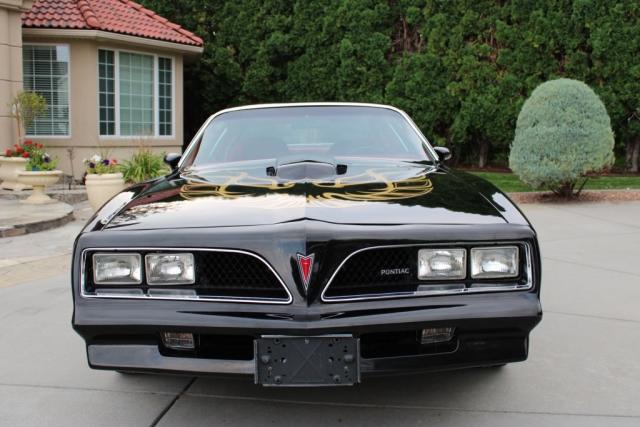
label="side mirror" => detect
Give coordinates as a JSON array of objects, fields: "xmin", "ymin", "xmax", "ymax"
[
  {"xmin": 433, "ymin": 146, "xmax": 452, "ymax": 162},
  {"xmin": 164, "ymin": 153, "xmax": 182, "ymax": 171}
]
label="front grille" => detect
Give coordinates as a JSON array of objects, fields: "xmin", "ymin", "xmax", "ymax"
[
  {"xmin": 322, "ymin": 243, "xmax": 531, "ymax": 300},
  {"xmin": 83, "ymin": 249, "xmax": 290, "ymax": 303},
  {"xmin": 324, "ymin": 247, "xmax": 418, "ymax": 298},
  {"xmin": 194, "ymin": 251, "xmax": 288, "ymax": 300}
]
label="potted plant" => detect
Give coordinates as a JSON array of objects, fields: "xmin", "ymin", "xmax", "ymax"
[
  {"xmin": 119, "ymin": 147, "xmax": 169, "ymax": 184},
  {"xmin": 0, "ymin": 91, "xmax": 46, "ymax": 191},
  {"xmin": 84, "ymin": 154, "xmax": 125, "ymax": 211},
  {"xmin": 0, "ymin": 141, "xmax": 33, "ymax": 190},
  {"xmin": 16, "ymin": 142, "xmax": 62, "ymax": 204}
]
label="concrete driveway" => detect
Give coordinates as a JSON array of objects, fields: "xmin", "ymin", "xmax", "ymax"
[{"xmin": 1, "ymin": 201, "xmax": 639, "ymax": 426}]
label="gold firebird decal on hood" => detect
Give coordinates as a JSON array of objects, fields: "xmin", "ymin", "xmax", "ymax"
[{"xmin": 179, "ymin": 168, "xmax": 433, "ymax": 203}]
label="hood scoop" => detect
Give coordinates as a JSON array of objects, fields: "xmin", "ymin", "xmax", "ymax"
[{"xmin": 268, "ymin": 160, "xmax": 347, "ymax": 180}]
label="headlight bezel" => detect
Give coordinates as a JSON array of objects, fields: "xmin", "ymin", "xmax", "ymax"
[
  {"xmin": 92, "ymin": 252, "xmax": 142, "ymax": 285},
  {"xmin": 470, "ymin": 246, "xmax": 520, "ymax": 279},
  {"xmin": 414, "ymin": 244, "xmax": 524, "ymax": 284},
  {"xmin": 417, "ymin": 248, "xmax": 467, "ymax": 280},
  {"xmin": 145, "ymin": 252, "xmax": 196, "ymax": 285}
]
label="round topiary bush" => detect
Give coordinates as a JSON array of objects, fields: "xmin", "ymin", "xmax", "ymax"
[{"xmin": 509, "ymin": 78, "xmax": 614, "ymax": 197}]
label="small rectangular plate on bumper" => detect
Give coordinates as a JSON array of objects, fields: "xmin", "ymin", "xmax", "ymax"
[{"xmin": 255, "ymin": 335, "xmax": 360, "ymax": 386}]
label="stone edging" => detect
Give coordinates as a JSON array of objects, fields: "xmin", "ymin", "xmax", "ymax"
[{"xmin": 0, "ymin": 209, "xmax": 75, "ymax": 238}]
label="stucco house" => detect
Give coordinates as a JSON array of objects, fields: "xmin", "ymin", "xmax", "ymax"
[{"xmin": 0, "ymin": 0, "xmax": 203, "ymax": 178}]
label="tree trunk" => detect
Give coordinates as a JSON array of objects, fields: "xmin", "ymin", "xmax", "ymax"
[
  {"xmin": 626, "ymin": 140, "xmax": 640, "ymax": 173},
  {"xmin": 478, "ymin": 141, "xmax": 489, "ymax": 168},
  {"xmin": 553, "ymin": 182, "xmax": 575, "ymax": 199}
]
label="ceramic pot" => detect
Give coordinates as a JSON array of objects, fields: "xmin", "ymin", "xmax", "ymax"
[
  {"xmin": 0, "ymin": 156, "xmax": 32, "ymax": 190},
  {"xmin": 16, "ymin": 170, "xmax": 62, "ymax": 204},
  {"xmin": 85, "ymin": 172, "xmax": 126, "ymax": 211}
]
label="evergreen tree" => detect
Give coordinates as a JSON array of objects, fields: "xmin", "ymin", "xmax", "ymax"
[{"xmin": 139, "ymin": 0, "xmax": 640, "ymax": 171}]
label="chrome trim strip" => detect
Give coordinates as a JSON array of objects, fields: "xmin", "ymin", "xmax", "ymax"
[
  {"xmin": 321, "ymin": 241, "xmax": 534, "ymax": 303},
  {"xmin": 177, "ymin": 102, "xmax": 439, "ymax": 170},
  {"xmin": 81, "ymin": 247, "xmax": 293, "ymax": 305}
]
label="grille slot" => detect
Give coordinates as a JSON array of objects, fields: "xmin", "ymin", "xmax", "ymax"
[
  {"xmin": 83, "ymin": 249, "xmax": 291, "ymax": 303},
  {"xmin": 194, "ymin": 251, "xmax": 288, "ymax": 300},
  {"xmin": 324, "ymin": 247, "xmax": 418, "ymax": 298}
]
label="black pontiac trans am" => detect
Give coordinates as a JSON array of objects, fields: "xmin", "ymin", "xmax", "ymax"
[{"xmin": 72, "ymin": 103, "xmax": 542, "ymax": 386}]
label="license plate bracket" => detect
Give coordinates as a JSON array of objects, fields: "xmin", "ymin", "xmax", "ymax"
[{"xmin": 255, "ymin": 335, "xmax": 359, "ymax": 386}]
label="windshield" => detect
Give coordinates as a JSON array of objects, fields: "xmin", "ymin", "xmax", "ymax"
[{"xmin": 189, "ymin": 106, "xmax": 432, "ymax": 167}]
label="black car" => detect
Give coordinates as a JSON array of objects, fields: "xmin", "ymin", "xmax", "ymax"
[{"xmin": 72, "ymin": 103, "xmax": 542, "ymax": 386}]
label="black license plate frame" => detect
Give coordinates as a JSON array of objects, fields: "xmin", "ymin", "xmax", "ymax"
[{"xmin": 254, "ymin": 335, "xmax": 360, "ymax": 386}]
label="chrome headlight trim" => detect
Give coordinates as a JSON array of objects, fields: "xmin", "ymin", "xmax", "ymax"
[
  {"xmin": 470, "ymin": 246, "xmax": 519, "ymax": 279},
  {"xmin": 80, "ymin": 248, "xmax": 292, "ymax": 305},
  {"xmin": 92, "ymin": 252, "xmax": 142, "ymax": 285},
  {"xmin": 145, "ymin": 253, "xmax": 196, "ymax": 285},
  {"xmin": 417, "ymin": 248, "xmax": 467, "ymax": 280},
  {"xmin": 321, "ymin": 241, "xmax": 534, "ymax": 303}
]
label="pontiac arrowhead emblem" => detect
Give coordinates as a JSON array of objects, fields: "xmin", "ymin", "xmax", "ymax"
[{"xmin": 296, "ymin": 253, "xmax": 315, "ymax": 291}]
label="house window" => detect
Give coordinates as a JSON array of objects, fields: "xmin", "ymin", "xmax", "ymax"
[
  {"xmin": 98, "ymin": 49, "xmax": 173, "ymax": 137},
  {"xmin": 158, "ymin": 57, "xmax": 173, "ymax": 136},
  {"xmin": 98, "ymin": 50, "xmax": 115, "ymax": 135},
  {"xmin": 23, "ymin": 45, "xmax": 70, "ymax": 136}
]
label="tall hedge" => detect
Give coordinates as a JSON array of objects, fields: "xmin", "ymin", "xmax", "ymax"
[
  {"xmin": 509, "ymin": 79, "xmax": 614, "ymax": 196},
  {"xmin": 140, "ymin": 0, "xmax": 640, "ymax": 171}
]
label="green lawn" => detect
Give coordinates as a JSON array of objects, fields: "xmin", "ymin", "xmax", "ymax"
[{"xmin": 470, "ymin": 171, "xmax": 640, "ymax": 193}]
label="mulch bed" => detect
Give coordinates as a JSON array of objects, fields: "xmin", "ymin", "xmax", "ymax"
[{"xmin": 508, "ymin": 190, "xmax": 640, "ymax": 204}]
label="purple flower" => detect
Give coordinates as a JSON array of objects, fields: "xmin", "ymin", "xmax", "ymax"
[
  {"xmin": 102, "ymin": 159, "xmax": 110, "ymax": 166},
  {"xmin": 89, "ymin": 162, "xmax": 95, "ymax": 168},
  {"xmin": 43, "ymin": 154, "xmax": 51, "ymax": 163}
]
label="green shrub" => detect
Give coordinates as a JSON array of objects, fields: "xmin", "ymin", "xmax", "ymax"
[
  {"xmin": 119, "ymin": 148, "xmax": 169, "ymax": 183},
  {"xmin": 509, "ymin": 78, "xmax": 615, "ymax": 198}
]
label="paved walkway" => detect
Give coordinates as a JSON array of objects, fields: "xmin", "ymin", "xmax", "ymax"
[
  {"xmin": 0, "ymin": 201, "xmax": 639, "ymax": 426},
  {"xmin": 0, "ymin": 199, "xmax": 75, "ymax": 238},
  {"xmin": 0, "ymin": 201, "xmax": 91, "ymax": 287}
]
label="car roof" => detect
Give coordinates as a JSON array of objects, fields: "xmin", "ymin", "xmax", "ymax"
[{"xmin": 213, "ymin": 102, "xmax": 408, "ymax": 116}]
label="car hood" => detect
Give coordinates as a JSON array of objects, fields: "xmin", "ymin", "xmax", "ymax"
[{"xmin": 102, "ymin": 161, "xmax": 509, "ymax": 230}]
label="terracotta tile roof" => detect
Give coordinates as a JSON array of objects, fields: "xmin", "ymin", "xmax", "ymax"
[{"xmin": 22, "ymin": 0, "xmax": 203, "ymax": 47}]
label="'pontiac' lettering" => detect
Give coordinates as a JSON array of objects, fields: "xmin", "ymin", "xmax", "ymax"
[{"xmin": 380, "ymin": 268, "xmax": 410, "ymax": 276}]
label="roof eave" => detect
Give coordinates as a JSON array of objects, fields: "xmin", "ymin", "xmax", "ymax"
[{"xmin": 22, "ymin": 27, "xmax": 203, "ymax": 55}]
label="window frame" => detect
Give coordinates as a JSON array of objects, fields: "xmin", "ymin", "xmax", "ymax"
[
  {"xmin": 23, "ymin": 43, "xmax": 72, "ymax": 139},
  {"xmin": 97, "ymin": 47, "xmax": 175, "ymax": 139}
]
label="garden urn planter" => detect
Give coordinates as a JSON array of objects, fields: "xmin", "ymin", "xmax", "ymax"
[
  {"xmin": 85, "ymin": 172, "xmax": 125, "ymax": 211},
  {"xmin": 0, "ymin": 156, "xmax": 32, "ymax": 190},
  {"xmin": 16, "ymin": 170, "xmax": 62, "ymax": 204}
]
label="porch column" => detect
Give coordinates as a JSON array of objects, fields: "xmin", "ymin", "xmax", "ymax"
[{"xmin": 0, "ymin": 0, "xmax": 32, "ymax": 151}]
